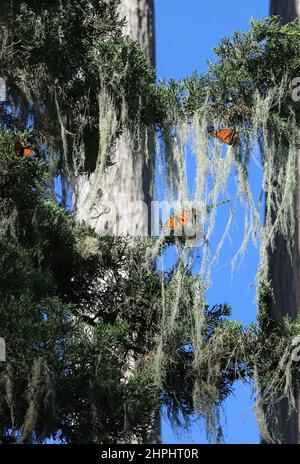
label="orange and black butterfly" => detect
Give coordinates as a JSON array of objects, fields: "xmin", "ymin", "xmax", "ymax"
[
  {"xmin": 208, "ymin": 129, "xmax": 236, "ymax": 146},
  {"xmin": 15, "ymin": 139, "xmax": 38, "ymax": 158},
  {"xmin": 163, "ymin": 201, "xmax": 233, "ymax": 231},
  {"xmin": 163, "ymin": 208, "xmax": 196, "ymax": 231}
]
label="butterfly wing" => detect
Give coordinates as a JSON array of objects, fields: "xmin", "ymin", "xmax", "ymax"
[
  {"xmin": 14, "ymin": 139, "xmax": 37, "ymax": 157},
  {"xmin": 164, "ymin": 211, "xmax": 190, "ymax": 230},
  {"xmin": 215, "ymin": 129, "xmax": 235, "ymax": 145},
  {"xmin": 15, "ymin": 139, "xmax": 23, "ymax": 156},
  {"xmin": 164, "ymin": 216, "xmax": 177, "ymax": 229},
  {"xmin": 23, "ymin": 148, "xmax": 36, "ymax": 156},
  {"xmin": 178, "ymin": 211, "xmax": 190, "ymax": 226}
]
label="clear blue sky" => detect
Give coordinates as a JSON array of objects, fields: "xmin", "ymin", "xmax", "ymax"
[{"xmin": 155, "ymin": 0, "xmax": 269, "ymax": 444}]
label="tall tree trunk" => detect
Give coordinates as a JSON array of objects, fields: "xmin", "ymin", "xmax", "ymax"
[
  {"xmin": 267, "ymin": 0, "xmax": 300, "ymax": 444},
  {"xmin": 119, "ymin": 0, "xmax": 155, "ymax": 67},
  {"xmin": 73, "ymin": 0, "xmax": 160, "ymax": 443},
  {"xmin": 74, "ymin": 0, "xmax": 155, "ymax": 237}
]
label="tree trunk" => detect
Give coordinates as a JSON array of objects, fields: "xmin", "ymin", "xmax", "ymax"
[
  {"xmin": 119, "ymin": 0, "xmax": 155, "ymax": 67},
  {"xmin": 73, "ymin": 0, "xmax": 160, "ymax": 443},
  {"xmin": 270, "ymin": 0, "xmax": 300, "ymax": 20},
  {"xmin": 267, "ymin": 0, "xmax": 300, "ymax": 444},
  {"xmin": 74, "ymin": 0, "xmax": 155, "ymax": 237}
]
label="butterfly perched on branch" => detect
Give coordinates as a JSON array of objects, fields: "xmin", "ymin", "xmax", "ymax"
[
  {"xmin": 208, "ymin": 129, "xmax": 236, "ymax": 145},
  {"xmin": 161, "ymin": 208, "xmax": 199, "ymax": 247},
  {"xmin": 163, "ymin": 209, "xmax": 196, "ymax": 231},
  {"xmin": 14, "ymin": 139, "xmax": 39, "ymax": 158},
  {"xmin": 161, "ymin": 200, "xmax": 233, "ymax": 249},
  {"xmin": 162, "ymin": 200, "xmax": 233, "ymax": 232}
]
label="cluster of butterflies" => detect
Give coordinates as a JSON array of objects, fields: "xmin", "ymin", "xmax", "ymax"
[
  {"xmin": 14, "ymin": 139, "xmax": 39, "ymax": 158},
  {"xmin": 162, "ymin": 129, "xmax": 235, "ymax": 233},
  {"xmin": 13, "ymin": 128, "xmax": 234, "ymax": 159},
  {"xmin": 13, "ymin": 128, "xmax": 235, "ymax": 225}
]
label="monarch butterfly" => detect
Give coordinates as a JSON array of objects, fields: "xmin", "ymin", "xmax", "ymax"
[
  {"xmin": 162, "ymin": 208, "xmax": 200, "ymax": 246},
  {"xmin": 163, "ymin": 209, "xmax": 196, "ymax": 230},
  {"xmin": 15, "ymin": 139, "xmax": 37, "ymax": 157},
  {"xmin": 208, "ymin": 129, "xmax": 236, "ymax": 145},
  {"xmin": 163, "ymin": 201, "xmax": 233, "ymax": 231}
]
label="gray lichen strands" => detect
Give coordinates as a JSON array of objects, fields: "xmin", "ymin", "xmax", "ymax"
[
  {"xmin": 153, "ymin": 76, "xmax": 300, "ymax": 440},
  {"xmin": 252, "ymin": 81, "xmax": 298, "ymax": 283},
  {"xmin": 87, "ymin": 85, "xmax": 119, "ymax": 205}
]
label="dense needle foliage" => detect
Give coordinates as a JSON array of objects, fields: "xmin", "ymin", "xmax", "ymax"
[{"xmin": 0, "ymin": 1, "xmax": 300, "ymax": 444}]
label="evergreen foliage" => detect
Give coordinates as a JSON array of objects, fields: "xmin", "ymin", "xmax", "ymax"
[
  {"xmin": 0, "ymin": 130, "xmax": 160, "ymax": 443},
  {"xmin": 0, "ymin": 1, "xmax": 300, "ymax": 444}
]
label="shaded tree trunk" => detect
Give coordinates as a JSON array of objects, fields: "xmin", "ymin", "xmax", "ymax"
[
  {"xmin": 74, "ymin": 0, "xmax": 155, "ymax": 237},
  {"xmin": 119, "ymin": 0, "xmax": 155, "ymax": 67},
  {"xmin": 270, "ymin": 0, "xmax": 300, "ymax": 19},
  {"xmin": 267, "ymin": 0, "xmax": 300, "ymax": 444},
  {"xmin": 73, "ymin": 0, "xmax": 160, "ymax": 443}
]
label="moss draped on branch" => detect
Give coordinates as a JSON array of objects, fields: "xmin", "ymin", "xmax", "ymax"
[{"xmin": 1, "ymin": 5, "xmax": 300, "ymax": 443}]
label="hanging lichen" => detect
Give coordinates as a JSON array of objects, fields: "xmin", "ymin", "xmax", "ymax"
[
  {"xmin": 1, "ymin": 4, "xmax": 300, "ymax": 443},
  {"xmin": 150, "ymin": 17, "xmax": 300, "ymax": 443}
]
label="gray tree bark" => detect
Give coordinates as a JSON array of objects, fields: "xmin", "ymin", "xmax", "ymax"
[
  {"xmin": 267, "ymin": 0, "xmax": 300, "ymax": 444},
  {"xmin": 74, "ymin": 0, "xmax": 155, "ymax": 237},
  {"xmin": 270, "ymin": 0, "xmax": 300, "ymax": 20},
  {"xmin": 73, "ymin": 0, "xmax": 160, "ymax": 443}
]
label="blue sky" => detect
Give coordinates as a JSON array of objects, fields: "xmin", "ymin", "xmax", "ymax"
[{"xmin": 155, "ymin": 0, "xmax": 269, "ymax": 444}]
